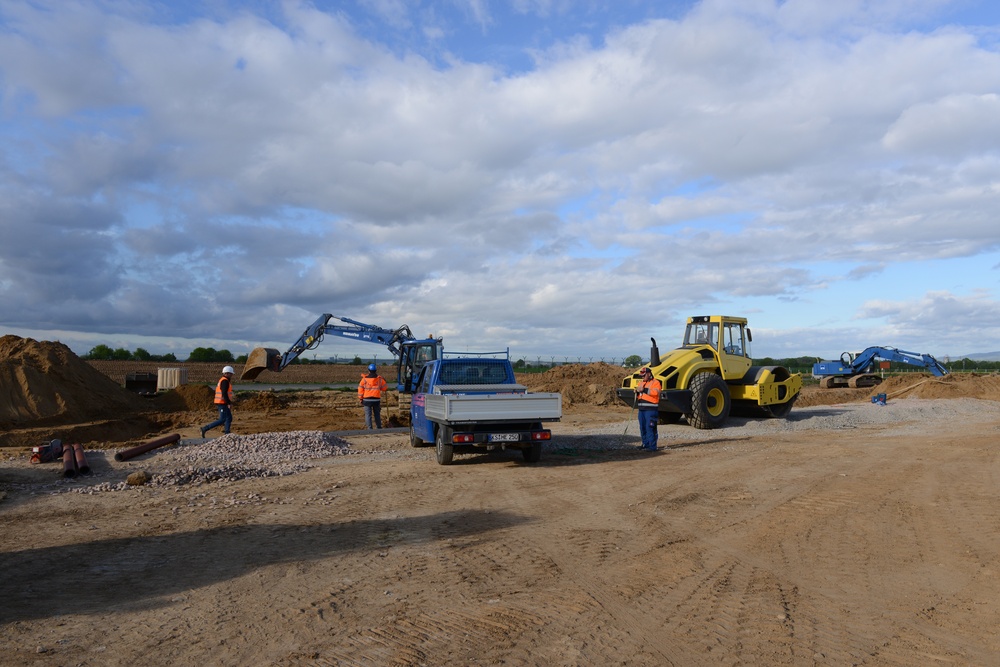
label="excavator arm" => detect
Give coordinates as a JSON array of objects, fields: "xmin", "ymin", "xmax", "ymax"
[
  {"xmin": 241, "ymin": 314, "xmax": 419, "ymax": 381},
  {"xmin": 848, "ymin": 346, "xmax": 948, "ymax": 376}
]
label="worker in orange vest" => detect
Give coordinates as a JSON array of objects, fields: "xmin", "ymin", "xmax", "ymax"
[
  {"xmin": 201, "ymin": 365, "xmax": 236, "ymax": 438},
  {"xmin": 636, "ymin": 367, "xmax": 661, "ymax": 451},
  {"xmin": 359, "ymin": 363, "xmax": 388, "ymax": 429}
]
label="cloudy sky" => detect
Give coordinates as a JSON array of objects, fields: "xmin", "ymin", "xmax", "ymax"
[{"xmin": 2, "ymin": 0, "xmax": 999, "ymax": 364}]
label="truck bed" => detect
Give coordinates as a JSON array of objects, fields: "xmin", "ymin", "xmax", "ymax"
[{"xmin": 424, "ymin": 388, "xmax": 562, "ymax": 423}]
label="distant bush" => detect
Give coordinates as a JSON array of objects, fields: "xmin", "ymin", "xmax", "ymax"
[{"xmin": 187, "ymin": 347, "xmax": 235, "ymax": 363}]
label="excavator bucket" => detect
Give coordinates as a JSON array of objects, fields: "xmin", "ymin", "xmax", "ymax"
[{"xmin": 241, "ymin": 347, "xmax": 282, "ymax": 381}]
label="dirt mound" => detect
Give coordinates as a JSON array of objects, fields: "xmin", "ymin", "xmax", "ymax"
[
  {"xmin": 238, "ymin": 391, "xmax": 290, "ymax": 412},
  {"xmin": 154, "ymin": 384, "xmax": 215, "ymax": 412},
  {"xmin": 519, "ymin": 363, "xmax": 626, "ymax": 406},
  {"xmin": 873, "ymin": 373, "xmax": 1000, "ymax": 400},
  {"xmin": 796, "ymin": 372, "xmax": 1000, "ymax": 407},
  {"xmin": 0, "ymin": 335, "xmax": 145, "ymax": 428}
]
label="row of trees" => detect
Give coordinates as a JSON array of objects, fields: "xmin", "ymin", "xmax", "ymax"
[
  {"xmin": 84, "ymin": 345, "xmax": 241, "ymax": 363},
  {"xmin": 84, "ymin": 344, "xmax": 351, "ymax": 365},
  {"xmin": 82, "ymin": 345, "xmax": 1000, "ymax": 373},
  {"xmin": 84, "ymin": 345, "xmax": 179, "ymax": 362}
]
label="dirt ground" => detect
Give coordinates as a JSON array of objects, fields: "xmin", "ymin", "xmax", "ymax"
[{"xmin": 3, "ymin": 336, "xmax": 1000, "ymax": 665}]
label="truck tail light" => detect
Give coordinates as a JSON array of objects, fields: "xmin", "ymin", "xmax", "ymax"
[
  {"xmin": 452, "ymin": 433, "xmax": 475, "ymax": 443},
  {"xmin": 530, "ymin": 430, "xmax": 551, "ymax": 441}
]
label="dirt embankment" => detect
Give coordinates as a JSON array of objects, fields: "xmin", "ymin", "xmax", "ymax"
[
  {"xmin": 793, "ymin": 372, "xmax": 1000, "ymax": 406},
  {"xmin": 0, "ymin": 336, "xmax": 146, "ymax": 429}
]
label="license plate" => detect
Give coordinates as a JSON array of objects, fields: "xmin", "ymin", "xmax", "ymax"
[{"xmin": 488, "ymin": 433, "xmax": 520, "ymax": 442}]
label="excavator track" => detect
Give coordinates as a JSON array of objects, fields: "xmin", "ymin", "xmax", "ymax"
[{"xmin": 847, "ymin": 374, "xmax": 882, "ymax": 389}]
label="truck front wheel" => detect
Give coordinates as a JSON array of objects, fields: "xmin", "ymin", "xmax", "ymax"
[
  {"xmin": 409, "ymin": 424, "xmax": 426, "ymax": 448},
  {"xmin": 689, "ymin": 373, "xmax": 731, "ymax": 429},
  {"xmin": 435, "ymin": 426, "xmax": 454, "ymax": 465}
]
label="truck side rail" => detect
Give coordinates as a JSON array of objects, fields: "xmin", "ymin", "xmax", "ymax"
[{"xmin": 433, "ymin": 383, "xmax": 528, "ymax": 394}]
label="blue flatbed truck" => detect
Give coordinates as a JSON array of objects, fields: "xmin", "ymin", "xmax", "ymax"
[{"xmin": 408, "ymin": 357, "xmax": 562, "ymax": 465}]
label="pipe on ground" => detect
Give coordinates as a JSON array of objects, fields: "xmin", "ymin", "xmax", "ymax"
[
  {"xmin": 62, "ymin": 445, "xmax": 78, "ymax": 478},
  {"xmin": 72, "ymin": 443, "xmax": 90, "ymax": 474},
  {"xmin": 114, "ymin": 433, "xmax": 181, "ymax": 462}
]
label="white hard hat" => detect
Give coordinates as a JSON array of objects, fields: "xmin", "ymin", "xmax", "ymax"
[{"xmin": 223, "ymin": 365, "xmax": 235, "ymax": 375}]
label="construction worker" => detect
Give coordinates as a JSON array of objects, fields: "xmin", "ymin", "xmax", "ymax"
[
  {"xmin": 359, "ymin": 363, "xmax": 388, "ymax": 429},
  {"xmin": 635, "ymin": 367, "xmax": 661, "ymax": 451},
  {"xmin": 201, "ymin": 365, "xmax": 236, "ymax": 437}
]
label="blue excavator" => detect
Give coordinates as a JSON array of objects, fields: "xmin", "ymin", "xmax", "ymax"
[
  {"xmin": 812, "ymin": 346, "xmax": 949, "ymax": 389},
  {"xmin": 240, "ymin": 313, "xmax": 442, "ymax": 392}
]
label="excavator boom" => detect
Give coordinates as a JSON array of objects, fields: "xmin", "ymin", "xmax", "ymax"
[{"xmin": 240, "ymin": 313, "xmax": 441, "ymax": 387}]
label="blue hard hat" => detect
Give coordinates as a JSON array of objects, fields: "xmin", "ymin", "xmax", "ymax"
[{"xmin": 368, "ymin": 363, "xmax": 377, "ymax": 372}]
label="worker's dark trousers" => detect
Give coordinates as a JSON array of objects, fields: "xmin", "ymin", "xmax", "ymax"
[
  {"xmin": 362, "ymin": 398, "xmax": 382, "ymax": 429},
  {"xmin": 204, "ymin": 405, "xmax": 232, "ymax": 434},
  {"xmin": 638, "ymin": 408, "xmax": 658, "ymax": 450}
]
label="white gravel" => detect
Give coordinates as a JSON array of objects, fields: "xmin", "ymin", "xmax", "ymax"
[{"xmin": 70, "ymin": 430, "xmax": 352, "ymax": 492}]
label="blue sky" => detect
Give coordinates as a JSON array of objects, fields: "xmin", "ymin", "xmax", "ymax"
[{"xmin": 2, "ymin": 0, "xmax": 999, "ymax": 363}]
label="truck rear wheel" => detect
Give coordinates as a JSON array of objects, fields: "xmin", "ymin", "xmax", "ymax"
[
  {"xmin": 689, "ymin": 373, "xmax": 731, "ymax": 429},
  {"xmin": 435, "ymin": 426, "xmax": 454, "ymax": 465}
]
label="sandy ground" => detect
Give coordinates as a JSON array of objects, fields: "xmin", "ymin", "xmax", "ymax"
[{"xmin": 3, "ymin": 384, "xmax": 1000, "ymax": 666}]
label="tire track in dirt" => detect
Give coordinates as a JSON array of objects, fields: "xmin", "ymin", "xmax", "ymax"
[
  {"xmin": 635, "ymin": 430, "xmax": 1000, "ymax": 665},
  {"xmin": 478, "ymin": 463, "xmax": 711, "ymax": 665},
  {"xmin": 242, "ymin": 465, "xmax": 566, "ymax": 665}
]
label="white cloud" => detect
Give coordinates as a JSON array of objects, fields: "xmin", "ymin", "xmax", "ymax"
[
  {"xmin": 883, "ymin": 93, "xmax": 1000, "ymax": 157},
  {"xmin": 1, "ymin": 0, "xmax": 1000, "ymax": 361}
]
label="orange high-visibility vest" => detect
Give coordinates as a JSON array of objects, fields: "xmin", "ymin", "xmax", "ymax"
[
  {"xmin": 358, "ymin": 375, "xmax": 387, "ymax": 400},
  {"xmin": 637, "ymin": 378, "xmax": 661, "ymax": 407},
  {"xmin": 214, "ymin": 377, "xmax": 235, "ymax": 405}
]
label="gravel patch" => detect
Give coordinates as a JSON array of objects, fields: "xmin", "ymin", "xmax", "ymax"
[{"xmin": 70, "ymin": 431, "xmax": 352, "ymax": 493}]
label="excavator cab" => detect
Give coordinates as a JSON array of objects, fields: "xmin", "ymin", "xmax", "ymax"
[{"xmin": 396, "ymin": 339, "xmax": 443, "ymax": 393}]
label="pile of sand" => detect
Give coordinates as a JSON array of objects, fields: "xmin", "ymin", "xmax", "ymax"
[
  {"xmin": 238, "ymin": 391, "xmax": 290, "ymax": 412},
  {"xmin": 881, "ymin": 372, "xmax": 1000, "ymax": 399},
  {"xmin": 154, "ymin": 383, "xmax": 215, "ymax": 412},
  {"xmin": 519, "ymin": 363, "xmax": 628, "ymax": 406},
  {"xmin": 791, "ymin": 373, "xmax": 1000, "ymax": 407},
  {"xmin": 0, "ymin": 335, "xmax": 145, "ymax": 428}
]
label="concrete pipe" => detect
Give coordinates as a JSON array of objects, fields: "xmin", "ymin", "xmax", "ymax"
[{"xmin": 114, "ymin": 433, "xmax": 181, "ymax": 462}]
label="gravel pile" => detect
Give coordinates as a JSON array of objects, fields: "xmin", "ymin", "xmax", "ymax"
[{"xmin": 71, "ymin": 430, "xmax": 352, "ymax": 493}]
